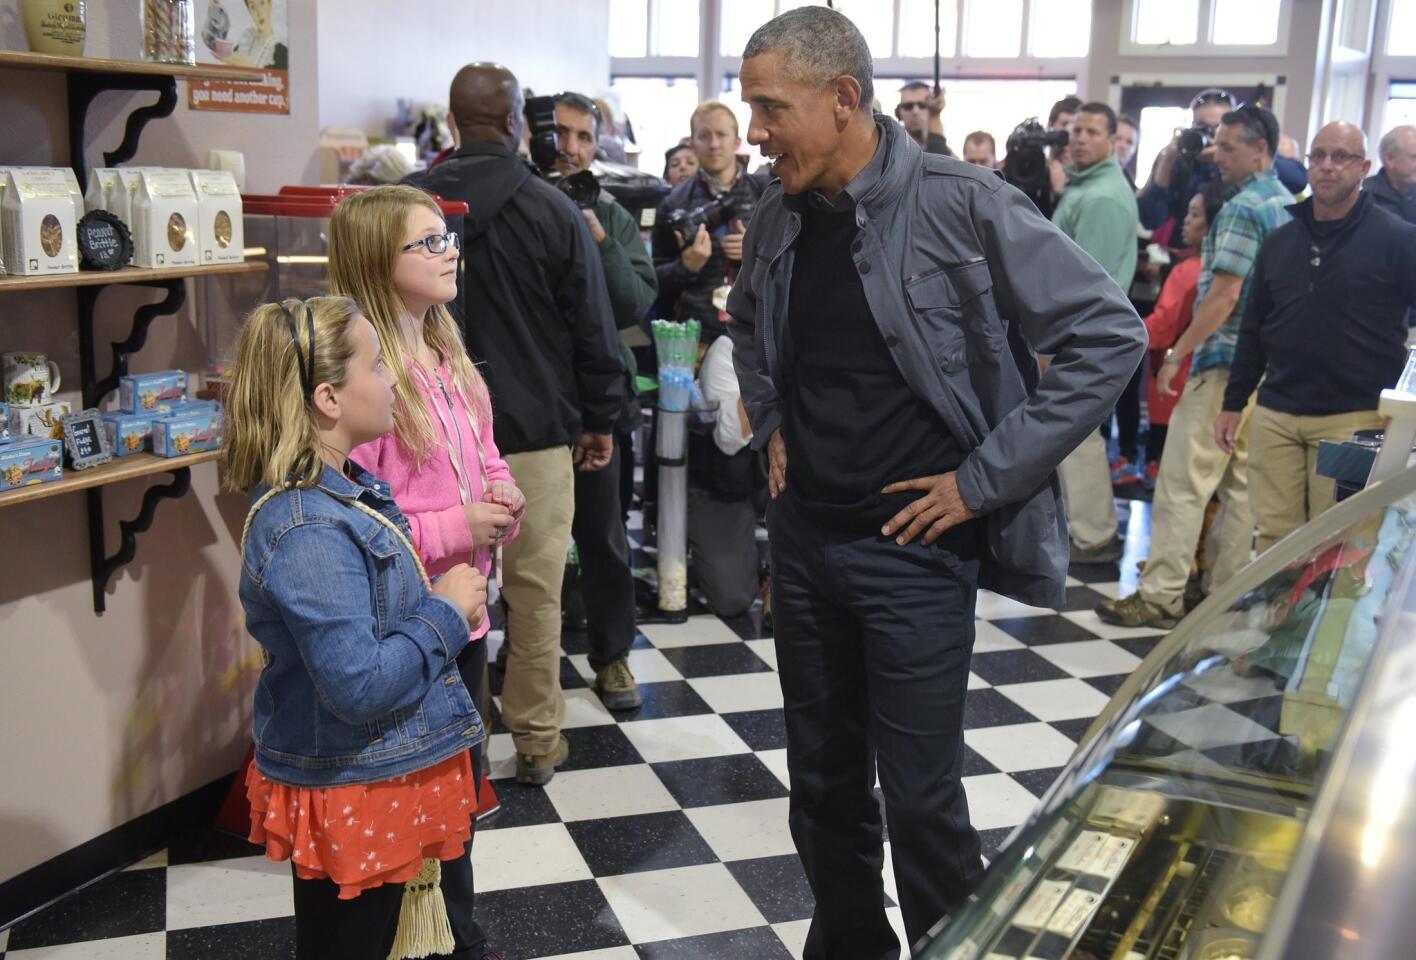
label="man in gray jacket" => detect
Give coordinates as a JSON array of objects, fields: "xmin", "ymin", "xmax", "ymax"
[{"xmin": 730, "ymin": 9, "xmax": 1146, "ymax": 957}]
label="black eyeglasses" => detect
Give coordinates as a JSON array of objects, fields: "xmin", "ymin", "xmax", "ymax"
[
  {"xmin": 1306, "ymin": 150, "xmax": 1364, "ymax": 168},
  {"xmin": 400, "ymin": 231, "xmax": 461, "ymax": 256},
  {"xmin": 898, "ymin": 101, "xmax": 929, "ymax": 112}
]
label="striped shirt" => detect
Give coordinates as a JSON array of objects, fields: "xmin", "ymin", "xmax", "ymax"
[{"xmin": 1193, "ymin": 169, "xmax": 1296, "ymax": 374}]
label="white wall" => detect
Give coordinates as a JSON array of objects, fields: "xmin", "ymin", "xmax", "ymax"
[{"xmin": 316, "ymin": 1, "xmax": 613, "ymax": 137}]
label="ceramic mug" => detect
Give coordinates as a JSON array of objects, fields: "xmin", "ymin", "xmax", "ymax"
[
  {"xmin": 22, "ymin": 0, "xmax": 87, "ymax": 56},
  {"xmin": 10, "ymin": 399, "xmax": 72, "ymax": 440},
  {"xmin": 3, "ymin": 352, "xmax": 62, "ymax": 405}
]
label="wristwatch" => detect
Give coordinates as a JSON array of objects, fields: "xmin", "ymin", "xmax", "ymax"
[{"xmin": 1163, "ymin": 348, "xmax": 1180, "ymax": 365}]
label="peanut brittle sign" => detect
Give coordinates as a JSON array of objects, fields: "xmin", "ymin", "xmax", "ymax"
[{"xmin": 188, "ymin": 0, "xmax": 291, "ymax": 115}]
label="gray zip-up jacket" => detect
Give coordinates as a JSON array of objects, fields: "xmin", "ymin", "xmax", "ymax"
[{"xmin": 727, "ymin": 118, "xmax": 1147, "ymax": 607}]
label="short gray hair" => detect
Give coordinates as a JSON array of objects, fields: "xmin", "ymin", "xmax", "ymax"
[
  {"xmin": 1379, "ymin": 124, "xmax": 1416, "ymax": 160},
  {"xmin": 742, "ymin": 6, "xmax": 874, "ymax": 109}
]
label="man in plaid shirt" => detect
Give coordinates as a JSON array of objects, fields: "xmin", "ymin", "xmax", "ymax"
[{"xmin": 1100, "ymin": 105, "xmax": 1294, "ymax": 629}]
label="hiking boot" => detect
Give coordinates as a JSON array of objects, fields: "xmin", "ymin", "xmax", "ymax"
[
  {"xmin": 1072, "ymin": 538, "xmax": 1124, "ymax": 564},
  {"xmin": 515, "ymin": 734, "xmax": 570, "ymax": 786},
  {"xmin": 1096, "ymin": 593, "xmax": 1181, "ymax": 630},
  {"xmin": 594, "ymin": 656, "xmax": 643, "ymax": 711}
]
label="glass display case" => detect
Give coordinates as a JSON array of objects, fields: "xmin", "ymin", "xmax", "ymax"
[{"xmin": 917, "ymin": 459, "xmax": 1416, "ymax": 960}]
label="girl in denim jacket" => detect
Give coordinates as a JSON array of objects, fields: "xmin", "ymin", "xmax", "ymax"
[{"xmin": 224, "ymin": 295, "xmax": 488, "ymax": 960}]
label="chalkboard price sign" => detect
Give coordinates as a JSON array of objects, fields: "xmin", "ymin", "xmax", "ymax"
[
  {"xmin": 59, "ymin": 408, "xmax": 114, "ymax": 470},
  {"xmin": 77, "ymin": 211, "xmax": 134, "ymax": 271}
]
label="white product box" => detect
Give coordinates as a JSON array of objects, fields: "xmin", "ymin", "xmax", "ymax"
[
  {"xmin": 131, "ymin": 170, "xmax": 199, "ymax": 269},
  {"xmin": 1, "ymin": 168, "xmax": 80, "ymax": 275},
  {"xmin": 188, "ymin": 170, "xmax": 244, "ymax": 264}
]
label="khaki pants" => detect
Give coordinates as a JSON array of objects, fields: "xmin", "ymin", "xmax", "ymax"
[
  {"xmin": 499, "ymin": 447, "xmax": 574, "ymax": 756},
  {"xmin": 1138, "ymin": 369, "xmax": 1255, "ymax": 613},
  {"xmin": 1249, "ymin": 406, "xmax": 1383, "ymax": 552},
  {"xmin": 1058, "ymin": 428, "xmax": 1117, "ymax": 550}
]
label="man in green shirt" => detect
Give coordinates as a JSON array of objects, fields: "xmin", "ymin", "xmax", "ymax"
[{"xmin": 1052, "ymin": 101, "xmax": 1141, "ymax": 563}]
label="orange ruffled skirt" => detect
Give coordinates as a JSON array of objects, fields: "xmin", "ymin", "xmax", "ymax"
[{"xmin": 246, "ymin": 751, "xmax": 477, "ymax": 899}]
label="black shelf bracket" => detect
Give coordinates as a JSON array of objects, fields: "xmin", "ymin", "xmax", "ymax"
[
  {"xmin": 77, "ymin": 279, "xmax": 186, "ymax": 409},
  {"xmin": 66, "ymin": 72, "xmax": 179, "ymax": 184},
  {"xmin": 86, "ymin": 468, "xmax": 192, "ymax": 614}
]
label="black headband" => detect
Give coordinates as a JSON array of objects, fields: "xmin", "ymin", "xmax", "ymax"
[{"xmin": 278, "ymin": 301, "xmax": 316, "ymax": 400}]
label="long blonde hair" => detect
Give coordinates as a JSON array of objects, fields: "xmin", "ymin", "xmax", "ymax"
[
  {"xmin": 327, "ymin": 184, "xmax": 490, "ymax": 465},
  {"xmin": 222, "ymin": 296, "xmax": 364, "ymax": 491}
]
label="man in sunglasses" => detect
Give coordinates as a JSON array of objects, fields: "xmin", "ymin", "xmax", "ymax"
[
  {"xmin": 1139, "ymin": 88, "xmax": 1308, "ymax": 233},
  {"xmin": 1215, "ymin": 121, "xmax": 1416, "ymax": 549},
  {"xmin": 895, "ymin": 81, "xmax": 952, "ymax": 156}
]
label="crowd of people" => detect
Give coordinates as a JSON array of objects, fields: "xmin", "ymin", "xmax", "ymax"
[{"xmin": 214, "ymin": 5, "xmax": 1416, "ymax": 955}]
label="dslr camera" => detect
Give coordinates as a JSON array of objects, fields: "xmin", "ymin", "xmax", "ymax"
[
  {"xmin": 1176, "ymin": 121, "xmax": 1216, "ymax": 160},
  {"xmin": 664, "ymin": 193, "xmax": 749, "ymax": 240},
  {"xmin": 1003, "ymin": 118, "xmax": 1068, "ymax": 217},
  {"xmin": 523, "ymin": 94, "xmax": 601, "ymax": 210}
]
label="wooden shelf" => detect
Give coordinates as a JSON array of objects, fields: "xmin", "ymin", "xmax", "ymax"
[
  {"xmin": 0, "ymin": 260, "xmax": 267, "ymax": 294},
  {"xmin": 0, "ymin": 49, "xmax": 263, "ymax": 82},
  {"xmin": 0, "ymin": 450, "xmax": 219, "ymax": 508}
]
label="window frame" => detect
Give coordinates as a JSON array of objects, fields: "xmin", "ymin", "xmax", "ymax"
[
  {"xmin": 1371, "ymin": 0, "xmax": 1416, "ymax": 139},
  {"xmin": 1119, "ymin": 0, "xmax": 1294, "ymax": 58}
]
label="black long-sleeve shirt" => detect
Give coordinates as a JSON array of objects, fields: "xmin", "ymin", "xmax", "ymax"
[
  {"xmin": 1223, "ymin": 194, "xmax": 1416, "ymax": 416},
  {"xmin": 406, "ymin": 143, "xmax": 623, "ymax": 454}
]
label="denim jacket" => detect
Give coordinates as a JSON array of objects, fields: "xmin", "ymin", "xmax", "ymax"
[
  {"xmin": 728, "ymin": 118, "xmax": 1147, "ymax": 608},
  {"xmin": 239, "ymin": 462, "xmax": 483, "ymax": 788}
]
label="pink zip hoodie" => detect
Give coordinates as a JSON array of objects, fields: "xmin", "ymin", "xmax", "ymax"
[{"xmin": 351, "ymin": 360, "xmax": 519, "ymax": 640}]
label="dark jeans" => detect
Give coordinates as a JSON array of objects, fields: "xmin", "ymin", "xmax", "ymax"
[
  {"xmin": 768, "ymin": 492, "xmax": 985, "ymax": 959},
  {"xmin": 1114, "ymin": 360, "xmax": 1144, "ymax": 462},
  {"xmin": 574, "ymin": 440, "xmax": 638, "ymax": 672}
]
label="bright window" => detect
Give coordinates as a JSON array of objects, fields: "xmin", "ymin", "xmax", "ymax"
[
  {"xmin": 833, "ymin": 0, "xmax": 896, "ymax": 58},
  {"xmin": 964, "ymin": 0, "xmax": 1023, "ymax": 56},
  {"xmin": 1212, "ymin": 0, "xmax": 1280, "ymax": 45},
  {"xmin": 1030, "ymin": 0, "xmax": 1092, "ymax": 57},
  {"xmin": 610, "ymin": 0, "xmax": 649, "ymax": 57},
  {"xmin": 1135, "ymin": 106, "xmax": 1191, "ymax": 190},
  {"xmin": 1385, "ymin": 83, "xmax": 1416, "ymax": 133},
  {"xmin": 654, "ymin": 0, "xmax": 701, "ymax": 57},
  {"xmin": 611, "ymin": 77, "xmax": 702, "ymax": 176},
  {"xmin": 1134, "ymin": 0, "xmax": 1200, "ymax": 45},
  {"xmin": 898, "ymin": 0, "xmax": 959, "ymax": 58},
  {"xmin": 720, "ymin": 0, "xmax": 773, "ymax": 56},
  {"xmin": 947, "ymin": 79, "xmax": 1079, "ymax": 162},
  {"xmin": 1391, "ymin": 0, "xmax": 1416, "ymax": 55}
]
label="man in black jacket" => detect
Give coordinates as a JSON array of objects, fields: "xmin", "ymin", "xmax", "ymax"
[
  {"xmin": 1216, "ymin": 121, "xmax": 1416, "ymax": 550},
  {"xmin": 406, "ymin": 62, "xmax": 624, "ymax": 786},
  {"xmin": 1364, "ymin": 125, "xmax": 1416, "ymax": 224},
  {"xmin": 653, "ymin": 101, "xmax": 770, "ymax": 342}
]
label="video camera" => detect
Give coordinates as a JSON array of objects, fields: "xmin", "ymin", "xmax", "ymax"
[
  {"xmin": 523, "ymin": 94, "xmax": 602, "ymax": 210},
  {"xmin": 664, "ymin": 192, "xmax": 750, "ymax": 240},
  {"xmin": 1003, "ymin": 118, "xmax": 1068, "ymax": 217},
  {"xmin": 1176, "ymin": 121, "xmax": 1216, "ymax": 160}
]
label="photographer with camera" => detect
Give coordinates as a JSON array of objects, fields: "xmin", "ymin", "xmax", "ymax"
[
  {"xmin": 653, "ymin": 101, "xmax": 770, "ymax": 342},
  {"xmin": 1003, "ymin": 117, "xmax": 1070, "ymax": 218},
  {"xmin": 406, "ymin": 63, "xmax": 624, "ymax": 785},
  {"xmin": 895, "ymin": 81, "xmax": 952, "ymax": 156},
  {"xmin": 1139, "ymin": 88, "xmax": 1307, "ymax": 233},
  {"xmin": 551, "ymin": 91, "xmax": 657, "ymax": 710}
]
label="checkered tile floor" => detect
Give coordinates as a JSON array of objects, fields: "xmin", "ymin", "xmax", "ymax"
[{"xmin": 2, "ymin": 504, "xmax": 1161, "ymax": 959}]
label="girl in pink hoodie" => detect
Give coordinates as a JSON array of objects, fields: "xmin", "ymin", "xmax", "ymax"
[{"xmin": 330, "ymin": 185, "xmax": 521, "ymax": 959}]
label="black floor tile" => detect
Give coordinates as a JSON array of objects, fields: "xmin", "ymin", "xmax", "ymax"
[
  {"xmin": 1056, "ymin": 585, "xmax": 1115, "ymax": 613},
  {"xmin": 721, "ymin": 709, "xmax": 787, "ymax": 751},
  {"xmin": 1114, "ymin": 635, "xmax": 1165, "ymax": 660},
  {"xmin": 1010, "ymin": 766, "xmax": 1065, "ymax": 799},
  {"xmin": 1049, "ymin": 717, "xmax": 1098, "ymax": 743},
  {"xmin": 566, "ymin": 810, "xmax": 718, "ymax": 877},
  {"xmin": 964, "ymin": 689, "xmax": 1040, "ymax": 728},
  {"xmin": 990, "ymin": 616, "xmax": 1100, "ymax": 647},
  {"xmin": 166, "ymin": 916, "xmax": 296, "ymax": 959},
  {"xmin": 1085, "ymin": 673, "xmax": 1130, "ymax": 697},
  {"xmin": 561, "ymin": 656, "xmax": 590, "ymax": 690},
  {"xmin": 166, "ymin": 826, "xmax": 265, "ymax": 866},
  {"xmin": 5, "ymin": 868, "xmax": 165, "ymax": 949},
  {"xmin": 560, "ymin": 630, "xmax": 590, "ymax": 656},
  {"xmin": 651, "ymin": 754, "xmax": 790, "ymax": 808},
  {"xmin": 1202, "ymin": 736, "xmax": 1301, "ymax": 778},
  {"xmin": 635, "ymin": 924, "xmax": 795, "ymax": 959},
  {"xmin": 720, "ymin": 607, "xmax": 772, "ymax": 642},
  {"xmin": 726, "ymin": 854, "xmax": 815, "ymax": 924},
  {"xmin": 979, "ymin": 826, "xmax": 1016, "ymax": 861},
  {"xmin": 658, "ymin": 643, "xmax": 773, "ymax": 678},
  {"xmin": 478, "ymin": 778, "xmax": 563, "ymax": 831},
  {"xmin": 969, "ymin": 649, "xmax": 1071, "ymax": 686},
  {"xmin": 559, "ymin": 724, "xmax": 646, "ymax": 772},
  {"xmin": 1227, "ymin": 695, "xmax": 1286, "ymax": 733},
  {"xmin": 1068, "ymin": 562, "xmax": 1123, "ymax": 583},
  {"xmin": 614, "ymin": 680, "xmax": 714, "ymax": 721},
  {"xmin": 474, "ymin": 879, "xmax": 630, "ymax": 956},
  {"xmin": 962, "ymin": 744, "xmax": 1000, "ymax": 777}
]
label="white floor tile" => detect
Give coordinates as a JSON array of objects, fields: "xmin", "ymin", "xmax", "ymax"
[
  {"xmin": 688, "ymin": 672, "xmax": 784, "ymax": 713},
  {"xmin": 962, "ymin": 774, "xmax": 1044, "ymax": 831},
  {"xmin": 685, "ymin": 797, "xmax": 795, "ymax": 862},
  {"xmin": 535, "ymin": 949, "xmax": 641, "ymax": 960},
  {"xmin": 773, "ymin": 919, "xmax": 811, "ymax": 959},
  {"xmin": 1060, "ymin": 609, "xmax": 1167, "ymax": 641},
  {"xmin": 471, "ymin": 822, "xmax": 594, "ymax": 891},
  {"xmin": 619, "ymin": 713, "xmax": 752, "ymax": 763},
  {"xmin": 597, "ymin": 862, "xmax": 766, "ymax": 943},
  {"xmin": 881, "ymin": 840, "xmax": 899, "ymax": 906},
  {"xmin": 569, "ymin": 648, "xmax": 683, "ymax": 685},
  {"xmin": 543, "ymin": 764, "xmax": 679, "ymax": 822},
  {"xmin": 757, "ymin": 748, "xmax": 791, "ymax": 789},
  {"xmin": 0, "ymin": 928, "xmax": 8, "ymax": 952},
  {"xmin": 885, "ymin": 907, "xmax": 909, "ymax": 954},
  {"xmin": 561, "ymin": 687, "xmax": 618, "ymax": 728},
  {"xmin": 124, "ymin": 849, "xmax": 168, "ymax": 871},
  {"xmin": 640, "ymin": 617, "xmax": 743, "ymax": 648},
  {"xmin": 486, "ymin": 732, "xmax": 518, "ymax": 781},
  {"xmin": 975, "ymin": 590, "xmax": 1052, "ymax": 620},
  {"xmin": 1146, "ymin": 703, "xmax": 1281, "ymax": 750},
  {"xmin": 967, "ymin": 671, "xmax": 990, "ymax": 690},
  {"xmin": 965, "ymin": 723, "xmax": 1079, "ymax": 772},
  {"xmin": 994, "ymin": 678, "xmax": 1114, "ymax": 722},
  {"xmin": 1182, "ymin": 669, "xmax": 1283, "ymax": 705},
  {"xmin": 1032, "ymin": 640, "xmax": 1143, "ymax": 679},
  {"xmin": 972, "ymin": 621, "xmax": 1026, "ymax": 654},
  {"xmin": 5, "ymin": 933, "xmax": 166, "ymax": 958},
  {"xmin": 164, "ymin": 855, "xmax": 293, "ymax": 931},
  {"xmin": 745, "ymin": 638, "xmax": 777, "ymax": 670},
  {"xmin": 1087, "ymin": 581, "xmax": 1125, "ymax": 600}
]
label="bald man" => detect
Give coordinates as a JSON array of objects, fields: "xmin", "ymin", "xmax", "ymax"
[
  {"xmin": 1365, "ymin": 125, "xmax": 1416, "ymax": 224},
  {"xmin": 1217, "ymin": 121, "xmax": 1416, "ymax": 547},
  {"xmin": 406, "ymin": 63, "xmax": 623, "ymax": 789}
]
